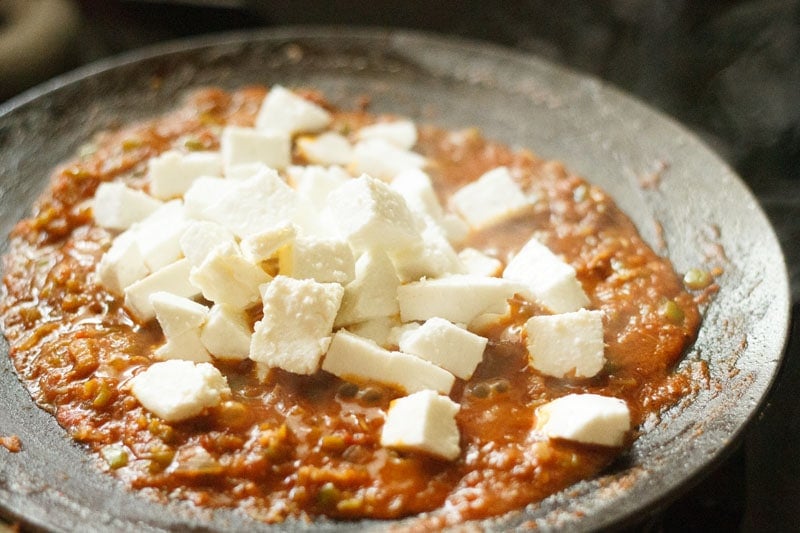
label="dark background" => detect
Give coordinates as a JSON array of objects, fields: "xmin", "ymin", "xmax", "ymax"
[{"xmin": 1, "ymin": 0, "xmax": 799, "ymax": 530}]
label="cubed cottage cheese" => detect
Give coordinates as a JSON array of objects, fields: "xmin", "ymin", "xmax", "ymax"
[
  {"xmin": 357, "ymin": 119, "xmax": 417, "ymax": 150},
  {"xmin": 220, "ymin": 126, "xmax": 291, "ymax": 171},
  {"xmin": 148, "ymin": 150, "xmax": 223, "ymax": 200},
  {"xmin": 250, "ymin": 276, "xmax": 343, "ymax": 375},
  {"xmin": 321, "ymin": 330, "xmax": 455, "ymax": 395},
  {"xmin": 93, "ymin": 182, "xmax": 162, "ymax": 230},
  {"xmin": 254, "ymin": 85, "xmax": 332, "ymax": 135},
  {"xmin": 278, "ymin": 237, "xmax": 355, "ymax": 284},
  {"xmin": 502, "ymin": 236, "xmax": 589, "ymax": 313},
  {"xmin": 335, "ymin": 249, "xmax": 401, "ymax": 327},
  {"xmin": 398, "ymin": 317, "xmax": 487, "ymax": 380},
  {"xmin": 124, "ymin": 258, "xmax": 199, "ymax": 322},
  {"xmin": 130, "ymin": 360, "xmax": 230, "ymax": 422},
  {"xmin": 200, "ymin": 304, "xmax": 252, "ymax": 360},
  {"xmin": 535, "ymin": 393, "xmax": 631, "ymax": 447},
  {"xmin": 380, "ymin": 390, "xmax": 461, "ymax": 461},
  {"xmin": 350, "ymin": 139, "xmax": 426, "ymax": 182},
  {"xmin": 296, "ymin": 132, "xmax": 353, "ymax": 166},
  {"xmin": 189, "ymin": 245, "xmax": 271, "ymax": 311},
  {"xmin": 96, "ymin": 230, "xmax": 149, "ymax": 295},
  {"xmin": 524, "ymin": 309, "xmax": 605, "ymax": 378},
  {"xmin": 450, "ymin": 166, "xmax": 534, "ymax": 230}
]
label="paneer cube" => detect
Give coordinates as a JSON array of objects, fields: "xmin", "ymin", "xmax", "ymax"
[
  {"xmin": 124, "ymin": 258, "xmax": 199, "ymax": 322},
  {"xmin": 321, "ymin": 330, "xmax": 455, "ymax": 395},
  {"xmin": 179, "ymin": 220, "xmax": 238, "ymax": 267},
  {"xmin": 450, "ymin": 166, "xmax": 534, "ymax": 230},
  {"xmin": 189, "ymin": 245, "xmax": 271, "ymax": 311},
  {"xmin": 130, "ymin": 360, "xmax": 230, "ymax": 422},
  {"xmin": 346, "ymin": 316, "xmax": 402, "ymax": 348},
  {"xmin": 398, "ymin": 317, "xmax": 487, "ymax": 379},
  {"xmin": 335, "ymin": 249, "xmax": 401, "ymax": 327},
  {"xmin": 278, "ymin": 237, "xmax": 355, "ymax": 284},
  {"xmin": 524, "ymin": 309, "xmax": 605, "ymax": 378},
  {"xmin": 96, "ymin": 230, "xmax": 149, "ymax": 295},
  {"xmin": 93, "ymin": 182, "xmax": 162, "ymax": 230},
  {"xmin": 250, "ymin": 276, "xmax": 343, "ymax": 374},
  {"xmin": 380, "ymin": 390, "xmax": 461, "ymax": 461},
  {"xmin": 297, "ymin": 132, "xmax": 353, "ymax": 166},
  {"xmin": 397, "ymin": 274, "xmax": 524, "ymax": 324},
  {"xmin": 390, "ymin": 219, "xmax": 464, "ymax": 282},
  {"xmin": 200, "ymin": 304, "xmax": 252, "ymax": 360},
  {"xmin": 502, "ymin": 236, "xmax": 589, "ymax": 313},
  {"xmin": 535, "ymin": 393, "xmax": 631, "ymax": 447},
  {"xmin": 254, "ymin": 85, "xmax": 332, "ymax": 135},
  {"xmin": 286, "ymin": 165, "xmax": 350, "ymax": 211},
  {"xmin": 240, "ymin": 221, "xmax": 297, "ymax": 263},
  {"xmin": 458, "ymin": 247, "xmax": 503, "ymax": 277},
  {"xmin": 148, "ymin": 150, "xmax": 223, "ymax": 199},
  {"xmin": 131, "ymin": 200, "xmax": 189, "ymax": 271},
  {"xmin": 324, "ymin": 174, "xmax": 421, "ymax": 252},
  {"xmin": 350, "ymin": 139, "xmax": 426, "ymax": 181},
  {"xmin": 357, "ymin": 119, "xmax": 417, "ymax": 149},
  {"xmin": 220, "ymin": 126, "xmax": 290, "ymax": 171}
]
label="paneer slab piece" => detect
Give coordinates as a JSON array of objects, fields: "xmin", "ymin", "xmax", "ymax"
[
  {"xmin": 200, "ymin": 304, "xmax": 252, "ymax": 360},
  {"xmin": 324, "ymin": 174, "xmax": 421, "ymax": 252},
  {"xmin": 357, "ymin": 119, "xmax": 418, "ymax": 149},
  {"xmin": 93, "ymin": 182, "xmax": 162, "ymax": 230},
  {"xmin": 450, "ymin": 166, "xmax": 534, "ymax": 230},
  {"xmin": 130, "ymin": 360, "xmax": 230, "ymax": 423},
  {"xmin": 189, "ymin": 245, "xmax": 271, "ymax": 311},
  {"xmin": 132, "ymin": 200, "xmax": 189, "ymax": 271},
  {"xmin": 278, "ymin": 237, "xmax": 355, "ymax": 284},
  {"xmin": 296, "ymin": 132, "xmax": 353, "ymax": 166},
  {"xmin": 150, "ymin": 292, "xmax": 211, "ymax": 363},
  {"xmin": 250, "ymin": 276, "xmax": 344, "ymax": 375},
  {"xmin": 240, "ymin": 221, "xmax": 297, "ymax": 264},
  {"xmin": 335, "ymin": 249, "xmax": 401, "ymax": 327},
  {"xmin": 255, "ymin": 85, "xmax": 332, "ymax": 135},
  {"xmin": 380, "ymin": 390, "xmax": 461, "ymax": 461},
  {"xmin": 524, "ymin": 309, "xmax": 605, "ymax": 378},
  {"xmin": 398, "ymin": 317, "xmax": 487, "ymax": 380},
  {"xmin": 96, "ymin": 230, "xmax": 149, "ymax": 295},
  {"xmin": 148, "ymin": 150, "xmax": 223, "ymax": 200},
  {"xmin": 179, "ymin": 220, "xmax": 238, "ymax": 267},
  {"xmin": 397, "ymin": 274, "xmax": 524, "ymax": 324},
  {"xmin": 390, "ymin": 220, "xmax": 464, "ymax": 282},
  {"xmin": 322, "ymin": 330, "xmax": 455, "ymax": 395},
  {"xmin": 503, "ymin": 236, "xmax": 589, "ymax": 313},
  {"xmin": 346, "ymin": 316, "xmax": 402, "ymax": 348},
  {"xmin": 220, "ymin": 126, "xmax": 290, "ymax": 171},
  {"xmin": 124, "ymin": 258, "xmax": 199, "ymax": 322},
  {"xmin": 286, "ymin": 165, "xmax": 350, "ymax": 211},
  {"xmin": 351, "ymin": 138, "xmax": 426, "ymax": 182},
  {"xmin": 535, "ymin": 393, "xmax": 631, "ymax": 447},
  {"xmin": 458, "ymin": 247, "xmax": 503, "ymax": 277}
]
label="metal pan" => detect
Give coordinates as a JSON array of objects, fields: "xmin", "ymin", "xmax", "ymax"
[{"xmin": 0, "ymin": 27, "xmax": 789, "ymax": 532}]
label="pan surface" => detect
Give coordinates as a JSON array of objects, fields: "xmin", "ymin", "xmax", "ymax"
[{"xmin": 0, "ymin": 27, "xmax": 789, "ymax": 532}]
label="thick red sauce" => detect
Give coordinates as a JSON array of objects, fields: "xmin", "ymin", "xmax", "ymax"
[{"xmin": 0, "ymin": 87, "xmax": 703, "ymax": 526}]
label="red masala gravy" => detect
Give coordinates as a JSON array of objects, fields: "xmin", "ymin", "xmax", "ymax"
[{"xmin": 0, "ymin": 87, "xmax": 703, "ymax": 526}]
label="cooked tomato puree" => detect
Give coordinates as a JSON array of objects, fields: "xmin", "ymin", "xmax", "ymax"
[{"xmin": 0, "ymin": 87, "xmax": 702, "ymax": 525}]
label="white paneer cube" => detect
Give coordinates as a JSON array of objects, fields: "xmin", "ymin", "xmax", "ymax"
[
  {"xmin": 193, "ymin": 171, "xmax": 306, "ymax": 239},
  {"xmin": 278, "ymin": 237, "xmax": 355, "ymax": 284},
  {"xmin": 390, "ymin": 169, "xmax": 445, "ymax": 221},
  {"xmin": 502, "ymin": 236, "xmax": 590, "ymax": 313},
  {"xmin": 286, "ymin": 165, "xmax": 350, "ymax": 211},
  {"xmin": 250, "ymin": 276, "xmax": 343, "ymax": 374},
  {"xmin": 357, "ymin": 119, "xmax": 417, "ymax": 150},
  {"xmin": 154, "ymin": 329, "xmax": 212, "ymax": 363},
  {"xmin": 240, "ymin": 221, "xmax": 297, "ymax": 263},
  {"xmin": 398, "ymin": 317, "xmax": 487, "ymax": 380},
  {"xmin": 390, "ymin": 218, "xmax": 464, "ymax": 282},
  {"xmin": 324, "ymin": 174, "xmax": 421, "ymax": 252},
  {"xmin": 458, "ymin": 247, "xmax": 503, "ymax": 277},
  {"xmin": 335, "ymin": 249, "xmax": 400, "ymax": 327},
  {"xmin": 535, "ymin": 393, "xmax": 631, "ymax": 447},
  {"xmin": 450, "ymin": 166, "xmax": 534, "ymax": 230},
  {"xmin": 96, "ymin": 230, "xmax": 149, "ymax": 295},
  {"xmin": 189, "ymin": 245, "xmax": 271, "ymax": 310},
  {"xmin": 351, "ymin": 138, "xmax": 426, "ymax": 182},
  {"xmin": 346, "ymin": 316, "xmax": 401, "ymax": 348},
  {"xmin": 524, "ymin": 309, "xmax": 605, "ymax": 379},
  {"xmin": 322, "ymin": 330, "xmax": 455, "ymax": 395},
  {"xmin": 381, "ymin": 390, "xmax": 461, "ymax": 461},
  {"xmin": 150, "ymin": 291, "xmax": 209, "ymax": 338},
  {"xmin": 225, "ymin": 162, "xmax": 271, "ymax": 181},
  {"xmin": 148, "ymin": 150, "xmax": 223, "ymax": 200},
  {"xmin": 132, "ymin": 200, "xmax": 189, "ymax": 271},
  {"xmin": 397, "ymin": 274, "xmax": 524, "ymax": 324},
  {"xmin": 124, "ymin": 258, "xmax": 199, "ymax": 322},
  {"xmin": 254, "ymin": 85, "xmax": 332, "ymax": 135},
  {"xmin": 387, "ymin": 322, "xmax": 421, "ymax": 347},
  {"xmin": 93, "ymin": 182, "xmax": 162, "ymax": 230},
  {"xmin": 200, "ymin": 304, "xmax": 252, "ymax": 360},
  {"xmin": 130, "ymin": 360, "xmax": 230, "ymax": 422},
  {"xmin": 297, "ymin": 132, "xmax": 353, "ymax": 166},
  {"xmin": 179, "ymin": 220, "xmax": 238, "ymax": 267},
  {"xmin": 220, "ymin": 126, "xmax": 290, "ymax": 171},
  {"xmin": 182, "ymin": 176, "xmax": 230, "ymax": 218}
]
